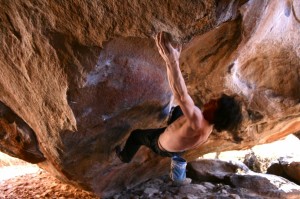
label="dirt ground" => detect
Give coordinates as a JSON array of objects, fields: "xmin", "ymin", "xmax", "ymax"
[
  {"xmin": 0, "ymin": 169, "xmax": 99, "ymax": 199},
  {"xmin": 1, "ymin": 135, "xmax": 299, "ymax": 198}
]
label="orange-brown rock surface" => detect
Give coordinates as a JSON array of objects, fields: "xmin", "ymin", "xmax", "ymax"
[
  {"xmin": 0, "ymin": 169, "xmax": 99, "ymax": 199},
  {"xmin": 0, "ymin": 0, "xmax": 300, "ymax": 197}
]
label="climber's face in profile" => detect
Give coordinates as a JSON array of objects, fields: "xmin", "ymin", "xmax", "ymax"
[
  {"xmin": 202, "ymin": 94, "xmax": 242, "ymax": 132},
  {"xmin": 202, "ymin": 99, "xmax": 218, "ymax": 124}
]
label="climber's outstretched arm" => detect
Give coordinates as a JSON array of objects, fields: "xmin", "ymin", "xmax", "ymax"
[{"xmin": 155, "ymin": 32, "xmax": 202, "ymax": 131}]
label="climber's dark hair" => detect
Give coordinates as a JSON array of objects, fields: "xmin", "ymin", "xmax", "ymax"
[{"xmin": 212, "ymin": 94, "xmax": 242, "ymax": 132}]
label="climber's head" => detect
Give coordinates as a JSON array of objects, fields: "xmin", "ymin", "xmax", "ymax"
[{"xmin": 203, "ymin": 94, "xmax": 242, "ymax": 132}]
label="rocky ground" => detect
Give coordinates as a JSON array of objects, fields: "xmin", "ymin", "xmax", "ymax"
[
  {"xmin": 0, "ymin": 135, "xmax": 299, "ymax": 199},
  {"xmin": 0, "ymin": 168, "xmax": 264, "ymax": 199},
  {"xmin": 1, "ymin": 168, "xmax": 296, "ymax": 199},
  {"xmin": 108, "ymin": 174, "xmax": 264, "ymax": 199}
]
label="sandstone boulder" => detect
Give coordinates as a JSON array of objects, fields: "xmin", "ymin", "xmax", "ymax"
[
  {"xmin": 267, "ymin": 157, "xmax": 300, "ymax": 185},
  {"xmin": 187, "ymin": 159, "xmax": 300, "ymax": 199},
  {"xmin": 187, "ymin": 159, "xmax": 249, "ymax": 182},
  {"xmin": 294, "ymin": 131, "xmax": 300, "ymax": 139},
  {"xmin": 229, "ymin": 173, "xmax": 300, "ymax": 199},
  {"xmin": 0, "ymin": 0, "xmax": 300, "ymax": 197}
]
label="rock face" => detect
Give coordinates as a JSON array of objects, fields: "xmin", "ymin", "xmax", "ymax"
[
  {"xmin": 0, "ymin": 0, "xmax": 300, "ymax": 197},
  {"xmin": 267, "ymin": 157, "xmax": 300, "ymax": 185},
  {"xmin": 0, "ymin": 102, "xmax": 45, "ymax": 163}
]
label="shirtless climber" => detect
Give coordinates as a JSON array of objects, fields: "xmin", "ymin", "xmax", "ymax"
[{"xmin": 116, "ymin": 32, "xmax": 242, "ymax": 185}]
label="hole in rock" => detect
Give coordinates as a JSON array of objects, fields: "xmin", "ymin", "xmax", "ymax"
[{"xmin": 15, "ymin": 135, "xmax": 21, "ymax": 143}]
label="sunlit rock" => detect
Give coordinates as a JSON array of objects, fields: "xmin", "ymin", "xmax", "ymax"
[
  {"xmin": 0, "ymin": 0, "xmax": 300, "ymax": 197},
  {"xmin": 267, "ymin": 157, "xmax": 300, "ymax": 185}
]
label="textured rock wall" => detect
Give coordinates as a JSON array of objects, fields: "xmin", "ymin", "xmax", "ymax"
[
  {"xmin": 0, "ymin": 0, "xmax": 299, "ymax": 197},
  {"xmin": 182, "ymin": 0, "xmax": 300, "ymax": 160}
]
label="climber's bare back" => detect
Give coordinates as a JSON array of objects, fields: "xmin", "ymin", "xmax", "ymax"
[{"xmin": 158, "ymin": 106, "xmax": 213, "ymax": 152}]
